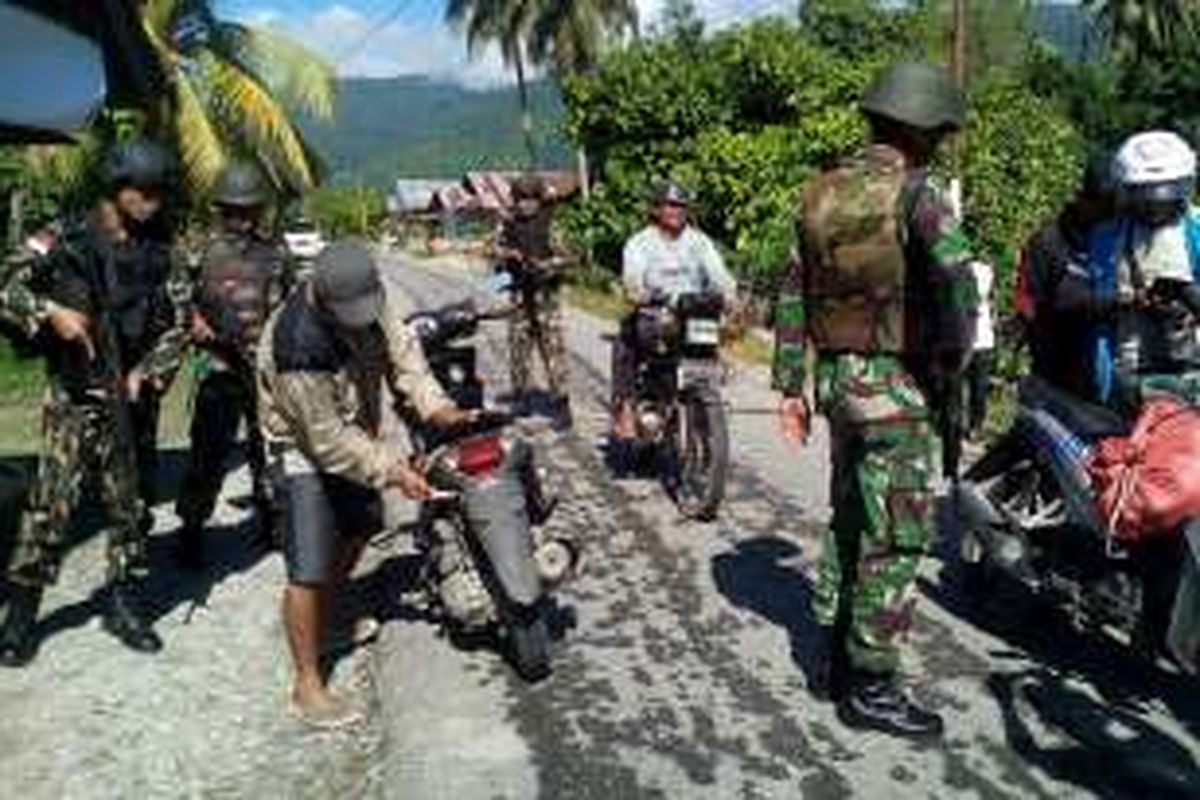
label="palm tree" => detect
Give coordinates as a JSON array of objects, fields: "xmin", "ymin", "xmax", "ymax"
[
  {"xmin": 141, "ymin": 0, "xmax": 334, "ymax": 194},
  {"xmin": 1085, "ymin": 0, "xmax": 1200, "ymax": 63},
  {"xmin": 527, "ymin": 0, "xmax": 638, "ymax": 196},
  {"xmin": 528, "ymin": 0, "xmax": 638, "ymax": 75},
  {"xmin": 447, "ymin": 0, "xmax": 544, "ymax": 167}
]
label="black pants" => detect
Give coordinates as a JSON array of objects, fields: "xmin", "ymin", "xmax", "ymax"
[
  {"xmin": 176, "ymin": 367, "xmax": 267, "ymax": 528},
  {"xmin": 966, "ymin": 350, "xmax": 993, "ymax": 433},
  {"xmin": 131, "ymin": 391, "xmax": 161, "ymax": 532}
]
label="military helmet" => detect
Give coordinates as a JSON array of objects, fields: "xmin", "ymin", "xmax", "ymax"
[
  {"xmin": 103, "ymin": 138, "xmax": 173, "ymax": 191},
  {"xmin": 652, "ymin": 181, "xmax": 691, "ymax": 207},
  {"xmin": 214, "ymin": 159, "xmax": 272, "ymax": 207},
  {"xmin": 860, "ymin": 62, "xmax": 966, "ymax": 132},
  {"xmin": 511, "ymin": 173, "xmax": 545, "ymax": 201}
]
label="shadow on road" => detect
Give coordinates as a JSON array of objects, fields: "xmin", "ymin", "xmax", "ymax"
[
  {"xmin": 1, "ymin": 446, "xmax": 274, "ymax": 651},
  {"xmin": 710, "ymin": 536, "xmax": 826, "ymax": 692},
  {"xmin": 988, "ymin": 667, "xmax": 1200, "ymax": 798}
]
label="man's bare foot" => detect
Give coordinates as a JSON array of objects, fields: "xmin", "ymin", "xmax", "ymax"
[
  {"xmin": 611, "ymin": 402, "xmax": 637, "ymax": 440},
  {"xmin": 288, "ymin": 686, "xmax": 364, "ymax": 730}
]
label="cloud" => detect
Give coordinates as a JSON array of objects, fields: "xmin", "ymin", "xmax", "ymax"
[
  {"xmin": 237, "ymin": 1, "xmax": 800, "ymax": 88},
  {"xmin": 246, "ymin": 4, "xmax": 511, "ymax": 89}
]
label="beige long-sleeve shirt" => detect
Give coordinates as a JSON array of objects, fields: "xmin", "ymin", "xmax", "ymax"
[{"xmin": 258, "ymin": 283, "xmax": 452, "ymax": 488}]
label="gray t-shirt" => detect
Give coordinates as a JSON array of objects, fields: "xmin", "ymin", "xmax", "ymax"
[{"xmin": 621, "ymin": 225, "xmax": 737, "ymax": 304}]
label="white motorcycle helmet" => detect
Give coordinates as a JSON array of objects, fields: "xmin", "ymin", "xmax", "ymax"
[{"xmin": 1113, "ymin": 131, "xmax": 1197, "ymax": 212}]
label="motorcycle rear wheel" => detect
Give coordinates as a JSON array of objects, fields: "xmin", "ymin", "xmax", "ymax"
[{"xmin": 509, "ymin": 608, "xmax": 552, "ymax": 683}]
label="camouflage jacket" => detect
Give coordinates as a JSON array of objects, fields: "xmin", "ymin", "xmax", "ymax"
[
  {"xmin": 257, "ymin": 283, "xmax": 452, "ymax": 488},
  {"xmin": 0, "ymin": 213, "xmax": 188, "ymax": 396},
  {"xmin": 773, "ymin": 144, "xmax": 978, "ymax": 398}
]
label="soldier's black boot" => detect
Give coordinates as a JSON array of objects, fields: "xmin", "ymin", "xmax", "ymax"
[
  {"xmin": 0, "ymin": 584, "xmax": 43, "ymax": 667},
  {"xmin": 807, "ymin": 625, "xmax": 849, "ymax": 702},
  {"xmin": 103, "ymin": 580, "xmax": 163, "ymax": 653},
  {"xmin": 552, "ymin": 396, "xmax": 573, "ymax": 432},
  {"xmin": 176, "ymin": 521, "xmax": 206, "ymax": 570},
  {"xmin": 837, "ymin": 671, "xmax": 944, "ymax": 740}
]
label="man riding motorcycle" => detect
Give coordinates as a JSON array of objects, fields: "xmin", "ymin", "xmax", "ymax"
[
  {"xmin": 611, "ymin": 182, "xmax": 737, "ymax": 438},
  {"xmin": 1087, "ymin": 131, "xmax": 1200, "ymax": 413}
]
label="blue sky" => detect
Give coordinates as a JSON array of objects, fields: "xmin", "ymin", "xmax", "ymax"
[{"xmin": 215, "ymin": 1, "xmax": 801, "ymax": 87}]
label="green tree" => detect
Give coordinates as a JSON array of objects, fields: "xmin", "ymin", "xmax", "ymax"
[
  {"xmin": 305, "ymin": 185, "xmax": 386, "ymax": 238},
  {"xmin": 142, "ymin": 0, "xmax": 335, "ymax": 194},
  {"xmin": 1085, "ymin": 0, "xmax": 1200, "ymax": 64}
]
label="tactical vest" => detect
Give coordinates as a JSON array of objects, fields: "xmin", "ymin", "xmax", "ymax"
[
  {"xmin": 501, "ymin": 211, "xmax": 553, "ymax": 260},
  {"xmin": 801, "ymin": 156, "xmax": 909, "ymax": 354},
  {"xmin": 197, "ymin": 233, "xmax": 283, "ymax": 354}
]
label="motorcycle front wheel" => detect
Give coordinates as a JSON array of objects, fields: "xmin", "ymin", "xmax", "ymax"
[{"xmin": 669, "ymin": 384, "xmax": 729, "ymax": 521}]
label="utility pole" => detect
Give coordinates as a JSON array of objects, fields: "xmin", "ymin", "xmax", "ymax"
[{"xmin": 949, "ymin": 0, "xmax": 968, "ymax": 219}]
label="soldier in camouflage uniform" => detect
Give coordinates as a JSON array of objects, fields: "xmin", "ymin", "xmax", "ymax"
[
  {"xmin": 0, "ymin": 139, "xmax": 187, "ymax": 666},
  {"xmin": 492, "ymin": 174, "xmax": 573, "ymax": 430},
  {"xmin": 774, "ymin": 63, "xmax": 978, "ymax": 739},
  {"xmin": 175, "ymin": 160, "xmax": 293, "ymax": 567}
]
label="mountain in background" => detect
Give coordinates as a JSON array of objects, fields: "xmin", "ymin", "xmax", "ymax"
[{"xmin": 303, "ymin": 77, "xmax": 571, "ymax": 188}]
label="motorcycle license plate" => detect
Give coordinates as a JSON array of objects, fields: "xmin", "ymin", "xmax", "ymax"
[
  {"xmin": 678, "ymin": 359, "xmax": 721, "ymax": 385},
  {"xmin": 685, "ymin": 318, "xmax": 720, "ymax": 346}
]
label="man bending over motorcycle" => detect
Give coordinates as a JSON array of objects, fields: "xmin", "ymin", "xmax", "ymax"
[
  {"xmin": 258, "ymin": 239, "xmax": 474, "ymax": 728},
  {"xmin": 611, "ymin": 182, "xmax": 738, "ymax": 438}
]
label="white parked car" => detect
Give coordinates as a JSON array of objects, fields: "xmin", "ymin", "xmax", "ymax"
[{"xmin": 284, "ymin": 221, "xmax": 326, "ymax": 261}]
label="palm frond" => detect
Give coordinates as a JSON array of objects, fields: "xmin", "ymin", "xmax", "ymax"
[
  {"xmin": 198, "ymin": 52, "xmax": 316, "ymax": 189},
  {"xmin": 215, "ymin": 23, "xmax": 336, "ymax": 119},
  {"xmin": 173, "ymin": 70, "xmax": 227, "ymax": 192},
  {"xmin": 143, "ymin": 0, "xmax": 183, "ymax": 38}
]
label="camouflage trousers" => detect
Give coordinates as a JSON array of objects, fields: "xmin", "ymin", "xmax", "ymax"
[
  {"xmin": 509, "ymin": 293, "xmax": 569, "ymax": 401},
  {"xmin": 8, "ymin": 382, "xmax": 147, "ymax": 588},
  {"xmin": 811, "ymin": 354, "xmax": 937, "ymax": 674}
]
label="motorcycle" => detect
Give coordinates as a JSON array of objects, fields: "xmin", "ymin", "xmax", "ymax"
[
  {"xmin": 616, "ymin": 291, "xmax": 730, "ymax": 521},
  {"xmin": 402, "ymin": 300, "xmax": 576, "ymax": 681},
  {"xmin": 954, "ymin": 376, "xmax": 1200, "ymax": 672}
]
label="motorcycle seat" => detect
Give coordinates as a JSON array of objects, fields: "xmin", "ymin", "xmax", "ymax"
[{"xmin": 1018, "ymin": 376, "xmax": 1130, "ymax": 442}]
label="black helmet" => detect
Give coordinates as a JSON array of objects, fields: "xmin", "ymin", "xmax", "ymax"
[
  {"xmin": 103, "ymin": 138, "xmax": 173, "ymax": 191},
  {"xmin": 511, "ymin": 173, "xmax": 545, "ymax": 201},
  {"xmin": 1081, "ymin": 151, "xmax": 1115, "ymax": 198},
  {"xmin": 652, "ymin": 181, "xmax": 691, "ymax": 207},
  {"xmin": 214, "ymin": 159, "xmax": 271, "ymax": 207},
  {"xmin": 860, "ymin": 62, "xmax": 966, "ymax": 132}
]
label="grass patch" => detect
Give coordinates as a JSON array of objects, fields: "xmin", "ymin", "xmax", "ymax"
[
  {"xmin": 0, "ymin": 342, "xmax": 197, "ymax": 455},
  {"xmin": 563, "ymin": 282, "xmax": 628, "ymax": 321}
]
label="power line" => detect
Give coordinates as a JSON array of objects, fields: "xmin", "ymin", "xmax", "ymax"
[{"xmin": 334, "ymin": 0, "xmax": 419, "ymax": 66}]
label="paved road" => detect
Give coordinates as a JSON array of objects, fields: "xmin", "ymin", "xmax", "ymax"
[
  {"xmin": 371, "ymin": 251, "xmax": 1200, "ymax": 800},
  {"xmin": 0, "ymin": 249, "xmax": 1195, "ymax": 799}
]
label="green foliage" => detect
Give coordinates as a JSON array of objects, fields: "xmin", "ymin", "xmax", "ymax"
[
  {"xmin": 561, "ymin": 8, "xmax": 1091, "ymax": 307},
  {"xmin": 961, "ymin": 74, "xmax": 1085, "ymax": 310},
  {"xmin": 305, "ymin": 185, "xmax": 387, "ymax": 238}
]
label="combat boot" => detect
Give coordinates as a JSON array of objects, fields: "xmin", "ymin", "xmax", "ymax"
[
  {"xmin": 807, "ymin": 625, "xmax": 849, "ymax": 702},
  {"xmin": 837, "ymin": 671, "xmax": 944, "ymax": 740},
  {"xmin": 103, "ymin": 580, "xmax": 163, "ymax": 653},
  {"xmin": 176, "ymin": 521, "xmax": 205, "ymax": 570},
  {"xmin": 551, "ymin": 396, "xmax": 573, "ymax": 432},
  {"xmin": 0, "ymin": 583, "xmax": 43, "ymax": 667}
]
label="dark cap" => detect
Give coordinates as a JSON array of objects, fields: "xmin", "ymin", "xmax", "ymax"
[
  {"xmin": 313, "ymin": 239, "xmax": 384, "ymax": 328},
  {"xmin": 653, "ymin": 181, "xmax": 691, "ymax": 207}
]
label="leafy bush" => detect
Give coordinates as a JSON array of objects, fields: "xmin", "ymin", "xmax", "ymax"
[{"xmin": 561, "ymin": 14, "xmax": 1089, "ymax": 307}]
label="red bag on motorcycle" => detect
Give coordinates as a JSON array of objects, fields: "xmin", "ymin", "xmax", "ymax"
[{"xmin": 1089, "ymin": 397, "xmax": 1200, "ymax": 540}]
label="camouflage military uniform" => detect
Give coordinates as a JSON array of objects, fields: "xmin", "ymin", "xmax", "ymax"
[
  {"xmin": 774, "ymin": 144, "xmax": 977, "ymax": 674},
  {"xmin": 176, "ymin": 230, "xmax": 292, "ymax": 532},
  {"xmin": 0, "ymin": 219, "xmax": 186, "ymax": 588}
]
